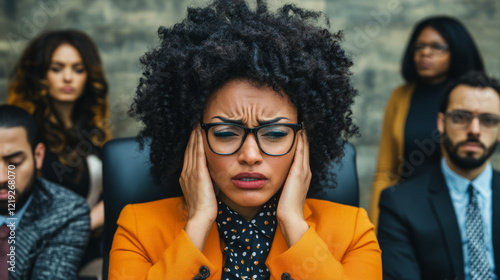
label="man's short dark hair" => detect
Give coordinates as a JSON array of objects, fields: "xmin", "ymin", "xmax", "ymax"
[
  {"xmin": 439, "ymin": 71, "xmax": 500, "ymax": 113},
  {"xmin": 0, "ymin": 105, "xmax": 38, "ymax": 149}
]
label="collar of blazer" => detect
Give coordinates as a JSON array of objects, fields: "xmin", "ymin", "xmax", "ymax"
[
  {"xmin": 14, "ymin": 179, "xmax": 46, "ymax": 278},
  {"xmin": 428, "ymin": 169, "xmax": 464, "ymax": 279}
]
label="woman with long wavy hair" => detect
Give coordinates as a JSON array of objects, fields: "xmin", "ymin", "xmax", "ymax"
[{"xmin": 7, "ymin": 29, "xmax": 110, "ymax": 265}]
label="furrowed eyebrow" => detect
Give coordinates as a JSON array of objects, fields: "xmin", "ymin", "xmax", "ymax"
[
  {"xmin": 3, "ymin": 151, "xmax": 25, "ymax": 160},
  {"xmin": 257, "ymin": 117, "xmax": 289, "ymax": 125},
  {"xmin": 211, "ymin": 116, "xmax": 289, "ymax": 125},
  {"xmin": 212, "ymin": 116, "xmax": 244, "ymax": 125}
]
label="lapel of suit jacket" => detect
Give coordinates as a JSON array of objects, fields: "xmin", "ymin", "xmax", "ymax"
[
  {"xmin": 15, "ymin": 180, "xmax": 47, "ymax": 279},
  {"xmin": 428, "ymin": 168, "xmax": 464, "ymax": 279},
  {"xmin": 492, "ymin": 171, "xmax": 500, "ymax": 276}
]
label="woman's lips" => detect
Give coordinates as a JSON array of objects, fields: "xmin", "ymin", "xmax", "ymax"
[
  {"xmin": 417, "ymin": 61, "xmax": 432, "ymax": 69},
  {"xmin": 232, "ymin": 172, "xmax": 268, "ymax": 189},
  {"xmin": 61, "ymin": 87, "xmax": 75, "ymax": 93}
]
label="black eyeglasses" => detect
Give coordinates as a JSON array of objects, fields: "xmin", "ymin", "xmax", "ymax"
[
  {"xmin": 445, "ymin": 110, "xmax": 500, "ymax": 129},
  {"xmin": 413, "ymin": 43, "xmax": 449, "ymax": 55},
  {"xmin": 200, "ymin": 122, "xmax": 302, "ymax": 156}
]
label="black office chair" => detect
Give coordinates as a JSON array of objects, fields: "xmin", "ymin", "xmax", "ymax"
[{"xmin": 102, "ymin": 137, "xmax": 359, "ymax": 280}]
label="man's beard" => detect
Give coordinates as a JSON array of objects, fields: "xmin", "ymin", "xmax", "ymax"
[
  {"xmin": 0, "ymin": 167, "xmax": 36, "ymax": 216},
  {"xmin": 442, "ymin": 130, "xmax": 497, "ymax": 170}
]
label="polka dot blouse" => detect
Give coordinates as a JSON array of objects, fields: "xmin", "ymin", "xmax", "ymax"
[{"xmin": 216, "ymin": 195, "xmax": 278, "ymax": 280}]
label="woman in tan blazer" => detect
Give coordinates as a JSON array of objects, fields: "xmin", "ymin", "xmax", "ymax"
[
  {"xmin": 370, "ymin": 16, "xmax": 484, "ymax": 225},
  {"xmin": 109, "ymin": 0, "xmax": 382, "ymax": 279}
]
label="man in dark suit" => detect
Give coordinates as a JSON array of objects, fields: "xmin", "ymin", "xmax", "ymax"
[
  {"xmin": 378, "ymin": 71, "xmax": 499, "ymax": 280},
  {"xmin": 0, "ymin": 105, "xmax": 90, "ymax": 280}
]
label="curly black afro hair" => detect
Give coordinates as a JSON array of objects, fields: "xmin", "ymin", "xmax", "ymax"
[{"xmin": 130, "ymin": 0, "xmax": 359, "ymax": 195}]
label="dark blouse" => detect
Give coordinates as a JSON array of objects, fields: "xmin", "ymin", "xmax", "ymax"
[
  {"xmin": 216, "ymin": 195, "xmax": 278, "ymax": 280},
  {"xmin": 41, "ymin": 147, "xmax": 91, "ymax": 198},
  {"xmin": 403, "ymin": 81, "xmax": 449, "ymax": 180},
  {"xmin": 40, "ymin": 137, "xmax": 101, "ymax": 200},
  {"xmin": 39, "ymin": 135, "xmax": 103, "ymax": 267}
]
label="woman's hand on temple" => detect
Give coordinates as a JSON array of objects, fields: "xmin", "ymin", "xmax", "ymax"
[
  {"xmin": 180, "ymin": 126, "xmax": 218, "ymax": 251},
  {"xmin": 277, "ymin": 130, "xmax": 311, "ymax": 247}
]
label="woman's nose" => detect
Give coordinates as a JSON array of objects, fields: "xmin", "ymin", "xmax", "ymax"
[
  {"xmin": 237, "ymin": 134, "xmax": 263, "ymax": 165},
  {"xmin": 63, "ymin": 68, "xmax": 73, "ymax": 82}
]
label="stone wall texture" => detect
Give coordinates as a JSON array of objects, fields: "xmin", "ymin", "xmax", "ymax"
[{"xmin": 1, "ymin": 0, "xmax": 499, "ymax": 212}]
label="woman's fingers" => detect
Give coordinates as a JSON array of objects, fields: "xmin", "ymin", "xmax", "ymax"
[
  {"xmin": 279, "ymin": 130, "xmax": 311, "ymax": 208},
  {"xmin": 196, "ymin": 126, "xmax": 207, "ymax": 171},
  {"xmin": 277, "ymin": 130, "xmax": 311, "ymax": 247},
  {"xmin": 301, "ymin": 131, "xmax": 311, "ymax": 179},
  {"xmin": 182, "ymin": 127, "xmax": 197, "ymax": 173},
  {"xmin": 180, "ymin": 126, "xmax": 217, "ymax": 220},
  {"xmin": 289, "ymin": 130, "xmax": 310, "ymax": 182},
  {"xmin": 183, "ymin": 127, "xmax": 217, "ymax": 251},
  {"xmin": 180, "ymin": 128, "xmax": 197, "ymax": 194},
  {"xmin": 294, "ymin": 130, "xmax": 304, "ymax": 170}
]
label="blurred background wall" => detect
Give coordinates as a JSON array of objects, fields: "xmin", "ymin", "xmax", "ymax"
[{"xmin": 1, "ymin": 0, "xmax": 499, "ymax": 212}]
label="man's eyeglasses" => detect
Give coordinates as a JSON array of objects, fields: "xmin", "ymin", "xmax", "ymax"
[
  {"xmin": 412, "ymin": 43, "xmax": 449, "ymax": 55},
  {"xmin": 445, "ymin": 110, "xmax": 500, "ymax": 129},
  {"xmin": 200, "ymin": 122, "xmax": 302, "ymax": 156}
]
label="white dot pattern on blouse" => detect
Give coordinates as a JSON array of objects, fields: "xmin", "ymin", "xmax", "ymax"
[{"xmin": 216, "ymin": 195, "xmax": 278, "ymax": 280}]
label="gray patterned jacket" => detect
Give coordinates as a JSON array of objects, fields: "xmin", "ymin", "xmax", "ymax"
[{"xmin": 9, "ymin": 178, "xmax": 90, "ymax": 280}]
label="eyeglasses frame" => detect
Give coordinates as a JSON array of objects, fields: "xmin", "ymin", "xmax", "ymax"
[
  {"xmin": 412, "ymin": 42, "xmax": 449, "ymax": 55},
  {"xmin": 444, "ymin": 110, "xmax": 500, "ymax": 129},
  {"xmin": 200, "ymin": 122, "xmax": 302, "ymax": 156}
]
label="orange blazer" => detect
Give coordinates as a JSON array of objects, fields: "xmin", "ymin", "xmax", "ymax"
[{"xmin": 109, "ymin": 197, "xmax": 382, "ymax": 280}]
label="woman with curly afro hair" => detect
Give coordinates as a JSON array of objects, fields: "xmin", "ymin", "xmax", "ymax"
[{"xmin": 110, "ymin": 0, "xmax": 381, "ymax": 279}]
